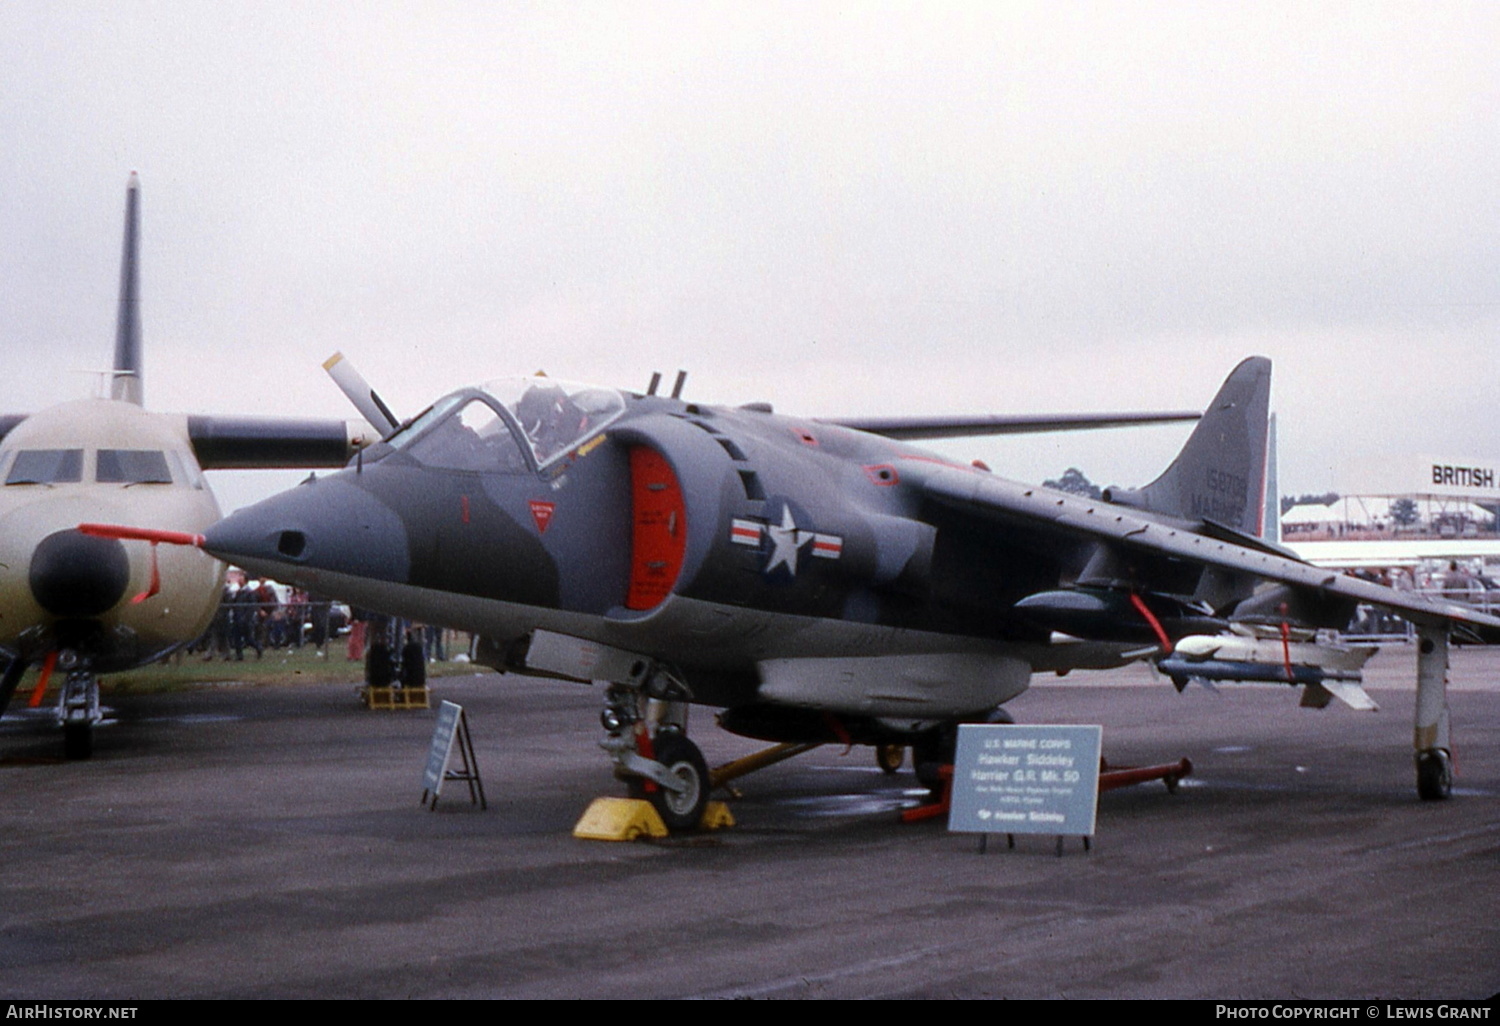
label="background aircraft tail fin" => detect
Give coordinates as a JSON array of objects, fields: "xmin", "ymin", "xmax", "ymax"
[
  {"xmin": 1104, "ymin": 357, "xmax": 1271, "ymax": 535},
  {"xmin": 110, "ymin": 172, "xmax": 143, "ymax": 406}
]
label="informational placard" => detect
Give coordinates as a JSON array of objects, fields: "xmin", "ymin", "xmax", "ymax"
[
  {"xmin": 949, "ymin": 724, "xmax": 1102, "ymax": 837},
  {"xmin": 421, "ymin": 700, "xmax": 486, "ymax": 810},
  {"xmin": 422, "ymin": 701, "xmax": 462, "ymax": 802}
]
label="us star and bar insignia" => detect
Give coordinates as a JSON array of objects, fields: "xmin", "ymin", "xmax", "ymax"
[{"xmin": 730, "ymin": 505, "xmax": 841, "ymax": 577}]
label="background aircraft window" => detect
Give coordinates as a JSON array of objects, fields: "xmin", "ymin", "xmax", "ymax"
[
  {"xmin": 6, "ymin": 449, "xmax": 84, "ymax": 484},
  {"xmin": 404, "ymin": 399, "xmax": 529, "ymax": 473},
  {"xmin": 97, "ymin": 449, "xmax": 173, "ymax": 484},
  {"xmin": 164, "ymin": 450, "xmax": 206, "ymax": 490}
]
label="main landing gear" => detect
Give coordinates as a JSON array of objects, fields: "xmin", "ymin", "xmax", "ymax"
[{"xmin": 910, "ymin": 707, "xmax": 1015, "ymax": 795}]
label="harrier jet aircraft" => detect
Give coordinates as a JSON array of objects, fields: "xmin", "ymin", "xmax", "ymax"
[
  {"xmin": 0, "ymin": 175, "xmax": 370, "ymax": 757},
  {"xmin": 193, "ymin": 356, "xmax": 1498, "ymax": 828}
]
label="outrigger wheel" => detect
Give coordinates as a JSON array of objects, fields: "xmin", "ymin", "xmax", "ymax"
[
  {"xmin": 648, "ymin": 733, "xmax": 710, "ymax": 831},
  {"xmin": 1416, "ymin": 749, "xmax": 1453, "ymax": 801}
]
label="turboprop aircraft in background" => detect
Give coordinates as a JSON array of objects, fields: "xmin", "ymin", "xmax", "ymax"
[
  {"xmin": 162, "ymin": 354, "xmax": 1498, "ymax": 829},
  {"xmin": 0, "ymin": 174, "xmax": 372, "ymax": 757}
]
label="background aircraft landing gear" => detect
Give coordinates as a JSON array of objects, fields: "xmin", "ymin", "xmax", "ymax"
[
  {"xmin": 365, "ymin": 642, "xmax": 393, "ymax": 688},
  {"xmin": 399, "ymin": 637, "xmax": 426, "ymax": 689},
  {"xmin": 59, "ymin": 667, "xmax": 101, "ymax": 760},
  {"xmin": 63, "ymin": 721, "xmax": 93, "ymax": 760}
]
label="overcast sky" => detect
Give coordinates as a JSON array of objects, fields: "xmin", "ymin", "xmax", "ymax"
[{"xmin": 2, "ymin": 1, "xmax": 1496, "ymax": 512}]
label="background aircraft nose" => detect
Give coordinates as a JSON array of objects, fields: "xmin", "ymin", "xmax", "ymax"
[{"xmin": 29, "ymin": 529, "xmax": 131, "ymax": 617}]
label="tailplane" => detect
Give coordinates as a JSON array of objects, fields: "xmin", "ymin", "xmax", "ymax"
[
  {"xmin": 1104, "ymin": 356, "xmax": 1271, "ymax": 536},
  {"xmin": 110, "ymin": 172, "xmax": 143, "ymax": 406}
]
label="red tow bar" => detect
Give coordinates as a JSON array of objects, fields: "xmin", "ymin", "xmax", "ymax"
[{"xmin": 899, "ymin": 756, "xmax": 1193, "ymax": 823}]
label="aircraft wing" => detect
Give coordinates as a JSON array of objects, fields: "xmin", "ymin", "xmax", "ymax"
[
  {"xmin": 0, "ymin": 413, "xmax": 372, "ymax": 470},
  {"xmin": 186, "ymin": 415, "xmax": 375, "ymax": 470},
  {"xmin": 913, "ymin": 462, "xmax": 1500, "ymax": 641},
  {"xmin": 824, "ymin": 410, "xmax": 1199, "ymax": 440}
]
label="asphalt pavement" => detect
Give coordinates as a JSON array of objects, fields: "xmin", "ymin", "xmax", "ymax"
[{"xmin": 1, "ymin": 645, "xmax": 1497, "ymax": 999}]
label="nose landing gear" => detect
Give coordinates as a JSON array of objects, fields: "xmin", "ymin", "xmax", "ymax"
[
  {"xmin": 641, "ymin": 732, "xmax": 710, "ymax": 832},
  {"xmin": 598, "ymin": 671, "xmax": 711, "ymax": 832}
]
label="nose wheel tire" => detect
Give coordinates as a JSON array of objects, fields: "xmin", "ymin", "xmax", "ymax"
[{"xmin": 648, "ymin": 734, "xmax": 709, "ymax": 832}]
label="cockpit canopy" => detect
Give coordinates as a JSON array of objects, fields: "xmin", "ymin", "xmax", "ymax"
[{"xmin": 387, "ymin": 378, "xmax": 626, "ymax": 472}]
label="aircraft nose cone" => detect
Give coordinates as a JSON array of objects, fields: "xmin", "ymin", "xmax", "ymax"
[
  {"xmin": 29, "ymin": 529, "xmax": 131, "ymax": 617},
  {"xmin": 203, "ymin": 477, "xmax": 410, "ymax": 583}
]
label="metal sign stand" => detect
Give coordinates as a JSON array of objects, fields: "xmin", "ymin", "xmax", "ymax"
[
  {"xmin": 421, "ymin": 700, "xmax": 486, "ymax": 811},
  {"xmin": 977, "ymin": 831, "xmax": 1090, "ymax": 856}
]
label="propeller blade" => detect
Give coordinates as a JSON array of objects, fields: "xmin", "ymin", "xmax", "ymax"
[{"xmin": 323, "ymin": 352, "xmax": 400, "ymax": 436}]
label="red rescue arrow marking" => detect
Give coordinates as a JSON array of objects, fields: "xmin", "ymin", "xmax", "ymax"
[{"xmin": 528, "ymin": 500, "xmax": 555, "ymax": 534}]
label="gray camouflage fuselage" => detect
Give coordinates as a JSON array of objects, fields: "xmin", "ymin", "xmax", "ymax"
[{"xmin": 205, "ymin": 374, "xmax": 1253, "ymax": 733}]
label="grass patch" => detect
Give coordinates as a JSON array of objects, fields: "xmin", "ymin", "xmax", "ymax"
[{"xmin": 99, "ymin": 643, "xmax": 485, "ymax": 694}]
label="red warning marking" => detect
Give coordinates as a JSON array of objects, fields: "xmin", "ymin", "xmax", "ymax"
[{"xmin": 528, "ymin": 500, "xmax": 555, "ymax": 534}]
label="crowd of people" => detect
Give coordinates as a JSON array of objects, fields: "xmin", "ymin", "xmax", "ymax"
[
  {"xmin": 1345, "ymin": 559, "xmax": 1499, "ymax": 635},
  {"xmin": 188, "ymin": 569, "xmax": 458, "ymax": 671}
]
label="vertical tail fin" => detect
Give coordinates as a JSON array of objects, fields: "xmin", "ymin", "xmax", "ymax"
[
  {"xmin": 110, "ymin": 172, "xmax": 143, "ymax": 406},
  {"xmin": 1105, "ymin": 357, "xmax": 1271, "ymax": 534}
]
